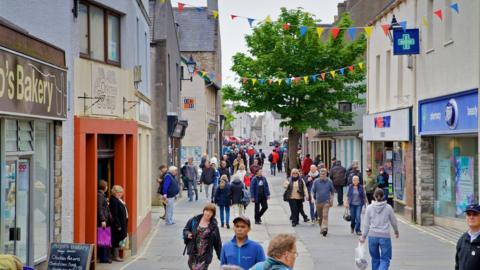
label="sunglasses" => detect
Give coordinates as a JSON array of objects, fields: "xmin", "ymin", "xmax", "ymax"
[{"xmin": 466, "ymin": 212, "xmax": 479, "ymax": 217}]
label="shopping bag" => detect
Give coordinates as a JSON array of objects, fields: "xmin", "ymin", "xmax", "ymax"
[
  {"xmin": 97, "ymin": 227, "xmax": 112, "ymax": 247},
  {"xmin": 355, "ymin": 242, "xmax": 368, "ymax": 270},
  {"xmin": 343, "ymin": 208, "xmax": 351, "ymax": 222}
]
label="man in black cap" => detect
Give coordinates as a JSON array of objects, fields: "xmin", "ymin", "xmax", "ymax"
[{"xmin": 455, "ymin": 203, "xmax": 480, "ymax": 270}]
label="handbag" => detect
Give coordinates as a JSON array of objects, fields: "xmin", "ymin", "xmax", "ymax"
[
  {"xmin": 97, "ymin": 227, "xmax": 112, "ymax": 247},
  {"xmin": 343, "ymin": 208, "xmax": 351, "ymax": 222}
]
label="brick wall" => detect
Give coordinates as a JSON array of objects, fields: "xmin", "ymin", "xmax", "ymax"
[
  {"xmin": 415, "ymin": 135, "xmax": 435, "ymax": 225},
  {"xmin": 54, "ymin": 122, "xmax": 63, "ymax": 242}
]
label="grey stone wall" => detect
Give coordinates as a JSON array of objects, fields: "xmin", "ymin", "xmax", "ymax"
[{"xmin": 415, "ymin": 135, "xmax": 435, "ymax": 225}]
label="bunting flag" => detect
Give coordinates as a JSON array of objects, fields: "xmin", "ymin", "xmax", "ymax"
[
  {"xmin": 196, "ymin": 7, "xmax": 206, "ymax": 12},
  {"xmin": 201, "ymin": 71, "xmax": 207, "ymax": 77},
  {"xmin": 178, "ymin": 2, "xmax": 185, "ymax": 12},
  {"xmin": 310, "ymin": 75, "xmax": 317, "ymax": 83},
  {"xmin": 381, "ymin": 24, "xmax": 390, "ymax": 36},
  {"xmin": 358, "ymin": 62, "xmax": 364, "ymax": 70},
  {"xmin": 316, "ymin": 27, "xmax": 324, "ymax": 39},
  {"xmin": 242, "ymin": 78, "xmax": 248, "ymax": 84},
  {"xmin": 285, "ymin": 78, "xmax": 291, "ymax": 86},
  {"xmin": 450, "ymin": 3, "xmax": 459, "ymax": 13},
  {"xmin": 294, "ymin": 77, "xmax": 301, "ymax": 85},
  {"xmin": 159, "ymin": 0, "xmax": 166, "ymax": 3},
  {"xmin": 231, "ymin": 15, "xmax": 238, "ymax": 20},
  {"xmin": 300, "ymin": 26, "xmax": 308, "ymax": 37},
  {"xmin": 248, "ymin": 18, "xmax": 255, "ymax": 28},
  {"xmin": 277, "ymin": 79, "xmax": 282, "ymax": 85},
  {"xmin": 422, "ymin": 16, "xmax": 429, "ymax": 28},
  {"xmin": 347, "ymin": 27, "xmax": 357, "ymax": 40},
  {"xmin": 348, "ymin": 65, "xmax": 354, "ymax": 72},
  {"xmin": 259, "ymin": 79, "xmax": 265, "ymax": 85},
  {"xmin": 303, "ymin": 76, "xmax": 309, "ymax": 83},
  {"xmin": 268, "ymin": 79, "xmax": 273, "ymax": 85},
  {"xmin": 434, "ymin": 9, "xmax": 443, "ymax": 20},
  {"xmin": 339, "ymin": 68, "xmax": 345, "ymax": 75},
  {"xmin": 283, "ymin": 23, "xmax": 290, "ymax": 30},
  {"xmin": 399, "ymin": 21, "xmax": 407, "ymax": 31},
  {"xmin": 364, "ymin": 27, "xmax": 372, "ymax": 38},
  {"xmin": 331, "ymin": 27, "xmax": 340, "ymax": 39},
  {"xmin": 320, "ymin": 73, "xmax": 326, "ymax": 80},
  {"xmin": 213, "ymin": 10, "xmax": 219, "ymax": 19},
  {"xmin": 193, "ymin": 69, "xmax": 199, "ymax": 76},
  {"xmin": 252, "ymin": 78, "xmax": 257, "ymax": 85},
  {"xmin": 330, "ymin": 70, "xmax": 336, "ymax": 78},
  {"xmin": 265, "ymin": 16, "xmax": 272, "ymax": 23}
]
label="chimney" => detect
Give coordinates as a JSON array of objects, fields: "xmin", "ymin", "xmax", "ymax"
[
  {"xmin": 337, "ymin": 2, "xmax": 347, "ymax": 18},
  {"xmin": 207, "ymin": 0, "xmax": 218, "ymax": 10}
]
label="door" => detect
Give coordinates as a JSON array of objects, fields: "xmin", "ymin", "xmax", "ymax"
[{"xmin": 3, "ymin": 158, "xmax": 30, "ymax": 263}]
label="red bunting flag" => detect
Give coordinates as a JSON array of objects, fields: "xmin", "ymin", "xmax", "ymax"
[
  {"xmin": 320, "ymin": 73, "xmax": 326, "ymax": 80},
  {"xmin": 178, "ymin": 2, "xmax": 185, "ymax": 12},
  {"xmin": 193, "ymin": 69, "xmax": 198, "ymax": 76},
  {"xmin": 381, "ymin": 24, "xmax": 390, "ymax": 36},
  {"xmin": 216, "ymin": 74, "xmax": 221, "ymax": 81},
  {"xmin": 434, "ymin": 9, "xmax": 443, "ymax": 20},
  {"xmin": 283, "ymin": 23, "xmax": 290, "ymax": 30},
  {"xmin": 242, "ymin": 78, "xmax": 248, "ymax": 84},
  {"xmin": 231, "ymin": 15, "xmax": 238, "ymax": 20},
  {"xmin": 331, "ymin": 27, "xmax": 340, "ymax": 39},
  {"xmin": 294, "ymin": 77, "xmax": 301, "ymax": 85},
  {"xmin": 268, "ymin": 79, "xmax": 273, "ymax": 85},
  {"xmin": 348, "ymin": 65, "xmax": 354, "ymax": 72}
]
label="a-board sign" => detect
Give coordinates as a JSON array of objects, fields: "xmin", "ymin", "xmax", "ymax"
[{"xmin": 47, "ymin": 243, "xmax": 93, "ymax": 270}]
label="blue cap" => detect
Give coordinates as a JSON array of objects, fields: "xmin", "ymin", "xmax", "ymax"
[{"xmin": 464, "ymin": 204, "xmax": 480, "ymax": 213}]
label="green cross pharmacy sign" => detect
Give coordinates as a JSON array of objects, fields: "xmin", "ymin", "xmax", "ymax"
[{"xmin": 393, "ymin": 28, "xmax": 420, "ymax": 55}]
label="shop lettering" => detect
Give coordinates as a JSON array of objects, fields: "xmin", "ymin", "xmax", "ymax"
[
  {"xmin": 467, "ymin": 106, "xmax": 478, "ymax": 117},
  {"xmin": 0, "ymin": 60, "xmax": 54, "ymax": 112},
  {"xmin": 430, "ymin": 112, "xmax": 441, "ymax": 121}
]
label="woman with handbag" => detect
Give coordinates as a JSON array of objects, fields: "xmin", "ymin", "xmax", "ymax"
[
  {"xmin": 346, "ymin": 175, "xmax": 368, "ymax": 235},
  {"xmin": 109, "ymin": 185, "xmax": 128, "ymax": 262},
  {"xmin": 97, "ymin": 180, "xmax": 112, "ymax": 263},
  {"xmin": 283, "ymin": 169, "xmax": 309, "ymax": 227},
  {"xmin": 183, "ymin": 203, "xmax": 222, "ymax": 270}
]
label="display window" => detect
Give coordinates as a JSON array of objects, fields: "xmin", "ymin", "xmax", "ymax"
[{"xmin": 434, "ymin": 136, "xmax": 479, "ymax": 219}]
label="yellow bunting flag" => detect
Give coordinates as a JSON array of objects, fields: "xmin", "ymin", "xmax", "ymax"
[
  {"xmin": 358, "ymin": 63, "xmax": 364, "ymax": 70},
  {"xmin": 213, "ymin": 10, "xmax": 219, "ymax": 19},
  {"xmin": 201, "ymin": 71, "xmax": 206, "ymax": 77},
  {"xmin": 330, "ymin": 70, "xmax": 336, "ymax": 78},
  {"xmin": 265, "ymin": 16, "xmax": 272, "ymax": 23},
  {"xmin": 364, "ymin": 27, "xmax": 373, "ymax": 38},
  {"xmin": 303, "ymin": 76, "xmax": 308, "ymax": 84},
  {"xmin": 277, "ymin": 79, "xmax": 282, "ymax": 85},
  {"xmin": 159, "ymin": 0, "xmax": 165, "ymax": 3},
  {"xmin": 316, "ymin": 27, "xmax": 324, "ymax": 39},
  {"xmin": 422, "ymin": 16, "xmax": 429, "ymax": 28},
  {"xmin": 252, "ymin": 78, "xmax": 257, "ymax": 85}
]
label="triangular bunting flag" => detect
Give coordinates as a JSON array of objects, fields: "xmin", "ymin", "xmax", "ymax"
[
  {"xmin": 268, "ymin": 79, "xmax": 273, "ymax": 85},
  {"xmin": 265, "ymin": 16, "xmax": 272, "ymax": 23},
  {"xmin": 213, "ymin": 10, "xmax": 219, "ymax": 19},
  {"xmin": 252, "ymin": 79, "xmax": 257, "ymax": 85},
  {"xmin": 364, "ymin": 27, "xmax": 373, "ymax": 38},
  {"xmin": 242, "ymin": 78, "xmax": 248, "ymax": 84},
  {"xmin": 285, "ymin": 78, "xmax": 291, "ymax": 86},
  {"xmin": 331, "ymin": 27, "xmax": 340, "ymax": 39},
  {"xmin": 358, "ymin": 63, "xmax": 364, "ymax": 70},
  {"xmin": 201, "ymin": 71, "xmax": 206, "ymax": 77},
  {"xmin": 178, "ymin": 3, "xmax": 185, "ymax": 12},
  {"xmin": 434, "ymin": 9, "xmax": 443, "ymax": 20},
  {"xmin": 381, "ymin": 24, "xmax": 390, "ymax": 36},
  {"xmin": 330, "ymin": 70, "xmax": 336, "ymax": 78},
  {"xmin": 422, "ymin": 16, "xmax": 429, "ymax": 28},
  {"xmin": 231, "ymin": 15, "xmax": 238, "ymax": 20},
  {"xmin": 316, "ymin": 27, "xmax": 324, "ymax": 39},
  {"xmin": 300, "ymin": 26, "xmax": 309, "ymax": 37},
  {"xmin": 248, "ymin": 18, "xmax": 255, "ymax": 28},
  {"xmin": 399, "ymin": 21, "xmax": 407, "ymax": 31},
  {"xmin": 348, "ymin": 28, "xmax": 357, "ymax": 40},
  {"xmin": 303, "ymin": 76, "xmax": 309, "ymax": 84},
  {"xmin": 294, "ymin": 77, "xmax": 301, "ymax": 85},
  {"xmin": 450, "ymin": 3, "xmax": 459, "ymax": 13},
  {"xmin": 310, "ymin": 75, "xmax": 317, "ymax": 83},
  {"xmin": 283, "ymin": 23, "xmax": 290, "ymax": 31},
  {"xmin": 193, "ymin": 69, "xmax": 199, "ymax": 76},
  {"xmin": 348, "ymin": 65, "xmax": 354, "ymax": 72},
  {"xmin": 216, "ymin": 74, "xmax": 221, "ymax": 81},
  {"xmin": 277, "ymin": 79, "xmax": 282, "ymax": 86},
  {"xmin": 259, "ymin": 79, "xmax": 265, "ymax": 85},
  {"xmin": 159, "ymin": 0, "xmax": 166, "ymax": 4},
  {"xmin": 339, "ymin": 68, "xmax": 345, "ymax": 75},
  {"xmin": 320, "ymin": 73, "xmax": 326, "ymax": 80},
  {"xmin": 196, "ymin": 7, "xmax": 205, "ymax": 12}
]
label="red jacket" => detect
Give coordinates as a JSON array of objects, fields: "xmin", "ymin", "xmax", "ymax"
[
  {"xmin": 302, "ymin": 157, "xmax": 313, "ymax": 175},
  {"xmin": 272, "ymin": 152, "xmax": 279, "ymax": 164}
]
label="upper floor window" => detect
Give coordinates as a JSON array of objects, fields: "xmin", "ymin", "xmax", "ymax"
[{"xmin": 79, "ymin": 1, "xmax": 121, "ymax": 65}]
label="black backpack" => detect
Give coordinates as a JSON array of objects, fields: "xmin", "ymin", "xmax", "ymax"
[
  {"xmin": 268, "ymin": 154, "xmax": 273, "ymax": 162},
  {"xmin": 157, "ymin": 176, "xmax": 165, "ymax": 194}
]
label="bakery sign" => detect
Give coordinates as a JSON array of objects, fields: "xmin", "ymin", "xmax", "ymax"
[{"xmin": 0, "ymin": 47, "xmax": 67, "ymax": 120}]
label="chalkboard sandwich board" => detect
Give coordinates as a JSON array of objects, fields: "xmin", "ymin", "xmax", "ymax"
[{"xmin": 47, "ymin": 243, "xmax": 93, "ymax": 270}]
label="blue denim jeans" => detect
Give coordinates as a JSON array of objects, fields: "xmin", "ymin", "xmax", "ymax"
[
  {"xmin": 165, "ymin": 197, "xmax": 175, "ymax": 224},
  {"xmin": 187, "ymin": 180, "xmax": 198, "ymax": 201},
  {"xmin": 219, "ymin": 205, "xmax": 230, "ymax": 226},
  {"xmin": 308, "ymin": 201, "xmax": 316, "ymax": 220},
  {"xmin": 368, "ymin": 236, "xmax": 392, "ymax": 270},
  {"xmin": 383, "ymin": 188, "xmax": 389, "ymax": 201},
  {"xmin": 270, "ymin": 163, "xmax": 276, "ymax": 175},
  {"xmin": 349, "ymin": 204, "xmax": 362, "ymax": 233}
]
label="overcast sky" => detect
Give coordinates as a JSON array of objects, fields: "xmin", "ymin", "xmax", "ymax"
[{"xmin": 172, "ymin": 0, "xmax": 343, "ymax": 86}]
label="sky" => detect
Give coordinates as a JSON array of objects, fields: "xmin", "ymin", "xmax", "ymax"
[{"xmin": 172, "ymin": 0, "xmax": 343, "ymax": 86}]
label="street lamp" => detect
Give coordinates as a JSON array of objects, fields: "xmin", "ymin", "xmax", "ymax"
[
  {"xmin": 182, "ymin": 55, "xmax": 197, "ymax": 81},
  {"xmin": 388, "ymin": 15, "xmax": 402, "ymax": 43}
]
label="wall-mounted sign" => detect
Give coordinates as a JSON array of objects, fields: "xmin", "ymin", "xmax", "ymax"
[
  {"xmin": 0, "ymin": 47, "xmax": 67, "ymax": 120},
  {"xmin": 183, "ymin": 97, "xmax": 196, "ymax": 110},
  {"xmin": 393, "ymin": 28, "xmax": 420, "ymax": 55},
  {"xmin": 419, "ymin": 89, "xmax": 477, "ymax": 135},
  {"xmin": 91, "ymin": 64, "xmax": 120, "ymax": 116},
  {"xmin": 363, "ymin": 108, "xmax": 411, "ymax": 141}
]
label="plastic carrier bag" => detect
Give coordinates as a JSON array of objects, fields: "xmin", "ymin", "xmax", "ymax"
[{"xmin": 355, "ymin": 242, "xmax": 368, "ymax": 270}]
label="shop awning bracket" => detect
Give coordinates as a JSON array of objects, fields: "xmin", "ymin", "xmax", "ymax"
[
  {"xmin": 77, "ymin": 92, "xmax": 105, "ymax": 113},
  {"xmin": 123, "ymin": 97, "xmax": 140, "ymax": 117}
]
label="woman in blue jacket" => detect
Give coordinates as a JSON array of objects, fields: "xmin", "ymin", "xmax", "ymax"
[
  {"xmin": 346, "ymin": 175, "xmax": 368, "ymax": 235},
  {"xmin": 250, "ymin": 169, "xmax": 270, "ymax": 225},
  {"xmin": 214, "ymin": 175, "xmax": 232, "ymax": 228}
]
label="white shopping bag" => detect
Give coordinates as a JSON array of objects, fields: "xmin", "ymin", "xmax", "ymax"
[{"xmin": 355, "ymin": 242, "xmax": 369, "ymax": 270}]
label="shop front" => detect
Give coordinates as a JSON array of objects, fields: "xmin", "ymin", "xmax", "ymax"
[
  {"xmin": 0, "ymin": 22, "xmax": 67, "ymax": 266},
  {"xmin": 419, "ymin": 89, "xmax": 478, "ymax": 229},
  {"xmin": 363, "ymin": 108, "xmax": 414, "ymax": 221}
]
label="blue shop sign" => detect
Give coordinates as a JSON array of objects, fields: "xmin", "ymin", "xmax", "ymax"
[
  {"xmin": 393, "ymin": 28, "xmax": 420, "ymax": 55},
  {"xmin": 419, "ymin": 89, "xmax": 478, "ymax": 135}
]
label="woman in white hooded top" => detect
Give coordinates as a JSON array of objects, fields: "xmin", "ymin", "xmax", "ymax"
[{"xmin": 359, "ymin": 188, "xmax": 399, "ymax": 270}]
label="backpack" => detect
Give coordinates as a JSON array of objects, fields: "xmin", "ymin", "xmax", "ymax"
[
  {"xmin": 241, "ymin": 184, "xmax": 251, "ymax": 207},
  {"xmin": 268, "ymin": 154, "xmax": 273, "ymax": 162},
  {"xmin": 157, "ymin": 177, "xmax": 164, "ymax": 195}
]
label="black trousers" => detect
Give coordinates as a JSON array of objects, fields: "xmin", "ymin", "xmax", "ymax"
[
  {"xmin": 288, "ymin": 199, "xmax": 304, "ymax": 224},
  {"xmin": 254, "ymin": 199, "xmax": 268, "ymax": 222},
  {"xmin": 335, "ymin": 185, "xmax": 344, "ymax": 205}
]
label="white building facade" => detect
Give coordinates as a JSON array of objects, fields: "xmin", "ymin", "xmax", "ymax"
[{"xmin": 232, "ymin": 112, "xmax": 252, "ymax": 139}]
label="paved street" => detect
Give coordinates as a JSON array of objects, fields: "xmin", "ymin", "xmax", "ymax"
[{"xmin": 99, "ymin": 168, "xmax": 456, "ymax": 270}]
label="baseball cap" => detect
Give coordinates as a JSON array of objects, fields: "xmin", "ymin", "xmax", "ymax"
[
  {"xmin": 464, "ymin": 203, "xmax": 480, "ymax": 213},
  {"xmin": 233, "ymin": 216, "xmax": 251, "ymax": 227}
]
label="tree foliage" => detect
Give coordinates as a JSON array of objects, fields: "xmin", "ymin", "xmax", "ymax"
[{"xmin": 222, "ymin": 9, "xmax": 366, "ymax": 133}]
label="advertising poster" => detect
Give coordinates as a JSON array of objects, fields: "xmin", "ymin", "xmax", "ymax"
[
  {"xmin": 438, "ymin": 159, "xmax": 452, "ymax": 202},
  {"xmin": 455, "ymin": 156, "xmax": 475, "ymax": 215}
]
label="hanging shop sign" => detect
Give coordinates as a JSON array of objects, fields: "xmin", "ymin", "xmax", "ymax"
[
  {"xmin": 419, "ymin": 89, "xmax": 477, "ymax": 135},
  {"xmin": 363, "ymin": 108, "xmax": 411, "ymax": 141},
  {"xmin": 393, "ymin": 28, "xmax": 420, "ymax": 55},
  {"xmin": 0, "ymin": 47, "xmax": 67, "ymax": 120}
]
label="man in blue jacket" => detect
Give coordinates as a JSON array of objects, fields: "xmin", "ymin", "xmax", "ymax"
[
  {"xmin": 250, "ymin": 169, "xmax": 270, "ymax": 225},
  {"xmin": 220, "ymin": 216, "xmax": 265, "ymax": 269},
  {"xmin": 162, "ymin": 166, "xmax": 180, "ymax": 225}
]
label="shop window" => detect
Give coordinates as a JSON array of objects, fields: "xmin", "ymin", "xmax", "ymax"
[
  {"xmin": 79, "ymin": 1, "xmax": 121, "ymax": 65},
  {"xmin": 435, "ymin": 137, "xmax": 479, "ymax": 219},
  {"xmin": 5, "ymin": 120, "xmax": 33, "ymax": 152}
]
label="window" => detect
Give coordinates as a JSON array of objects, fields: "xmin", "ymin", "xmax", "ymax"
[
  {"xmin": 79, "ymin": 1, "xmax": 120, "ymax": 64},
  {"xmin": 6, "ymin": 120, "xmax": 33, "ymax": 152}
]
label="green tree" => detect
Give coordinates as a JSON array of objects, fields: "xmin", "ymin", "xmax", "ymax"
[
  {"xmin": 221, "ymin": 101, "xmax": 235, "ymax": 131},
  {"xmin": 222, "ymin": 9, "xmax": 366, "ymax": 171}
]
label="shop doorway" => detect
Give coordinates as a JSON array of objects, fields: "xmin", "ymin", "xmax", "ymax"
[
  {"xmin": 98, "ymin": 135, "xmax": 115, "ymax": 196},
  {"xmin": 3, "ymin": 157, "xmax": 31, "ymax": 263}
]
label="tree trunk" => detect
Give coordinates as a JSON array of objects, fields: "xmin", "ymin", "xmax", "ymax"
[{"xmin": 287, "ymin": 129, "xmax": 302, "ymax": 176}]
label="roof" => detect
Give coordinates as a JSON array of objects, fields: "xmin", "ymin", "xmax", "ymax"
[
  {"xmin": 368, "ymin": 0, "xmax": 404, "ymax": 26},
  {"xmin": 173, "ymin": 7, "xmax": 217, "ymax": 52}
]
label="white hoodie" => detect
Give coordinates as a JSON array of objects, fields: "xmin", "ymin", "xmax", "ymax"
[{"xmin": 362, "ymin": 201, "xmax": 399, "ymax": 238}]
